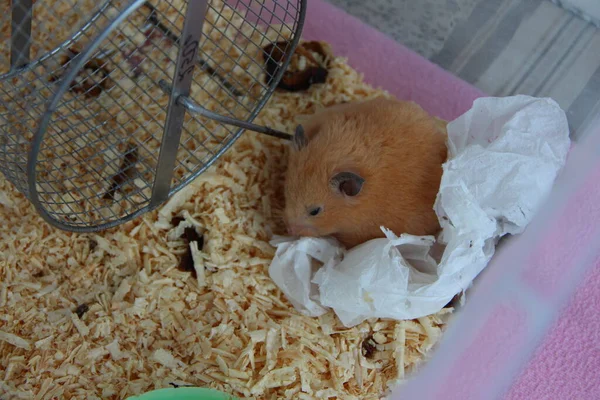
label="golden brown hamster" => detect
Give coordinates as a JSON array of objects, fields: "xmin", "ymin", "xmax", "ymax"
[{"xmin": 283, "ymin": 97, "xmax": 448, "ymax": 249}]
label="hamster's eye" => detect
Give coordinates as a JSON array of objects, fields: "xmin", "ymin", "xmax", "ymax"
[{"xmin": 308, "ymin": 206, "xmax": 322, "ymax": 216}]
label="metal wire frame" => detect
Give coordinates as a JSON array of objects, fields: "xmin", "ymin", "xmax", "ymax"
[
  {"xmin": 2, "ymin": 0, "xmax": 114, "ymax": 74},
  {"xmin": 0, "ymin": 0, "xmax": 305, "ymax": 232},
  {"xmin": 1, "ymin": 1, "xmax": 118, "ymax": 197}
]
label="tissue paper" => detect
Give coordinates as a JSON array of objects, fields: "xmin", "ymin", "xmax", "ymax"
[
  {"xmin": 269, "ymin": 95, "xmax": 571, "ymax": 327},
  {"xmin": 268, "ymin": 236, "xmax": 343, "ymax": 317}
]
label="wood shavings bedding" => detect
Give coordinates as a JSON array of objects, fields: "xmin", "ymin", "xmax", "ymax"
[{"xmin": 0, "ymin": 3, "xmax": 454, "ymax": 400}]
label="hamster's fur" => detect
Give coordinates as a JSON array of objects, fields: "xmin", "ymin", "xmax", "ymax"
[{"xmin": 284, "ymin": 97, "xmax": 448, "ymax": 248}]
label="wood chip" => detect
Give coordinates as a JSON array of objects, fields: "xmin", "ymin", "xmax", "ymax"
[
  {"xmin": 152, "ymin": 348, "xmax": 184, "ymax": 369},
  {"xmin": 0, "ymin": 331, "xmax": 31, "ymax": 350}
]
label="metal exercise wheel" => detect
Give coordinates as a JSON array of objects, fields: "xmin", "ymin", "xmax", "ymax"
[{"xmin": 0, "ymin": 0, "xmax": 304, "ymax": 232}]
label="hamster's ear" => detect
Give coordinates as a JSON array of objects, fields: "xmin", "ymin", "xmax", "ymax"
[
  {"xmin": 330, "ymin": 172, "xmax": 364, "ymax": 197},
  {"xmin": 292, "ymin": 125, "xmax": 308, "ymax": 151}
]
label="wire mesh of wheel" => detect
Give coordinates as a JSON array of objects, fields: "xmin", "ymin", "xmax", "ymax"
[{"xmin": 0, "ymin": 0, "xmax": 305, "ymax": 231}]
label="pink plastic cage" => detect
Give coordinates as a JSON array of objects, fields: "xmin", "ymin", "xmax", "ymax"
[{"xmin": 391, "ymin": 118, "xmax": 600, "ymax": 400}]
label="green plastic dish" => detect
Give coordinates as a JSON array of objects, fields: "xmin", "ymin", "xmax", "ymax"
[{"xmin": 125, "ymin": 387, "xmax": 238, "ymax": 400}]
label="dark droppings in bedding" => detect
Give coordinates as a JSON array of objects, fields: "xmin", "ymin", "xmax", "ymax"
[
  {"xmin": 103, "ymin": 145, "xmax": 139, "ymax": 200},
  {"xmin": 75, "ymin": 304, "xmax": 89, "ymax": 319},
  {"xmin": 171, "ymin": 216, "xmax": 205, "ymax": 278},
  {"xmin": 262, "ymin": 40, "xmax": 331, "ymax": 92},
  {"xmin": 361, "ymin": 335, "xmax": 377, "ymax": 359}
]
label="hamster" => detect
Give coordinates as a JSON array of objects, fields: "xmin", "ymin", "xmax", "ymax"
[{"xmin": 283, "ymin": 97, "xmax": 448, "ymax": 249}]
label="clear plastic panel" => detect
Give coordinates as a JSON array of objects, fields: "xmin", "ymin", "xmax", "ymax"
[{"xmin": 391, "ymin": 119, "xmax": 600, "ymax": 400}]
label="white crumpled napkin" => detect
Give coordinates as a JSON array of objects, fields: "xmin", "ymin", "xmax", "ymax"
[{"xmin": 268, "ymin": 95, "xmax": 571, "ymax": 327}]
